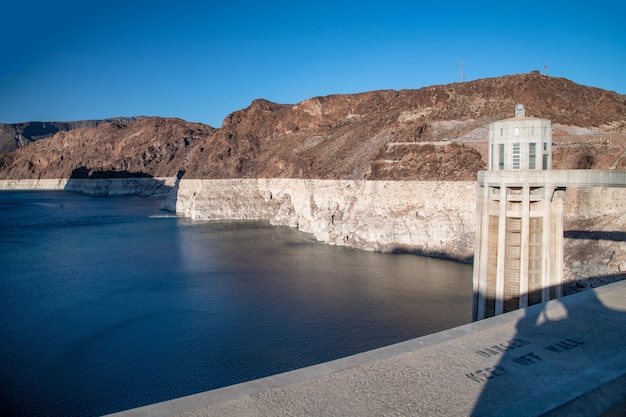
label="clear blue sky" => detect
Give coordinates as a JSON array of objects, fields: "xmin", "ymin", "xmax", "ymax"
[{"xmin": 1, "ymin": 0, "xmax": 624, "ymax": 127}]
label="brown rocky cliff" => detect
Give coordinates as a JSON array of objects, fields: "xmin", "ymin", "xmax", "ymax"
[
  {"xmin": 1, "ymin": 72, "xmax": 625, "ymax": 181},
  {"xmin": 0, "ymin": 117, "xmax": 213, "ymax": 179},
  {"xmin": 0, "ymin": 117, "xmax": 144, "ymax": 154},
  {"xmin": 183, "ymin": 71, "xmax": 626, "ymax": 180}
]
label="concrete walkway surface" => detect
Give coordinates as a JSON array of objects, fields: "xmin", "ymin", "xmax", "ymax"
[{"xmin": 108, "ymin": 280, "xmax": 626, "ymax": 417}]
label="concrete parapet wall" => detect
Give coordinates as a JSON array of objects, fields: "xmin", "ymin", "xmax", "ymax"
[{"xmin": 107, "ymin": 280, "xmax": 626, "ymax": 417}]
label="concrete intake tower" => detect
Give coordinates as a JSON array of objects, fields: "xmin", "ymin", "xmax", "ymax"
[
  {"xmin": 472, "ymin": 105, "xmax": 560, "ymax": 320},
  {"xmin": 472, "ymin": 105, "xmax": 625, "ymax": 321}
]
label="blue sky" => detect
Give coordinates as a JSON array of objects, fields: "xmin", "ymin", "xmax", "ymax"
[{"xmin": 1, "ymin": 0, "xmax": 624, "ymax": 127}]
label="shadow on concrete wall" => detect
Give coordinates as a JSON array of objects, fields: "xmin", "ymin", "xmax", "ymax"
[{"xmin": 470, "ymin": 277, "xmax": 626, "ymax": 416}]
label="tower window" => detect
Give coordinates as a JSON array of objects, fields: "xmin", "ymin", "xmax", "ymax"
[
  {"xmin": 499, "ymin": 144, "xmax": 504, "ymax": 170},
  {"xmin": 513, "ymin": 143, "xmax": 521, "ymax": 169},
  {"xmin": 529, "ymin": 143, "xmax": 536, "ymax": 169}
]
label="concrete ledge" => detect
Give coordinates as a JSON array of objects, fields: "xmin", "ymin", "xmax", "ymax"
[
  {"xmin": 478, "ymin": 170, "xmax": 626, "ymax": 187},
  {"xmin": 107, "ymin": 280, "xmax": 626, "ymax": 417}
]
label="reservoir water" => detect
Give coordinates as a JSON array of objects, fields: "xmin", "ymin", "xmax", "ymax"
[{"xmin": 0, "ymin": 191, "xmax": 472, "ymax": 416}]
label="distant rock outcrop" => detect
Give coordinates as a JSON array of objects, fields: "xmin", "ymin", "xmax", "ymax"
[
  {"xmin": 0, "ymin": 117, "xmax": 144, "ymax": 153},
  {"xmin": 0, "ymin": 117, "xmax": 213, "ymax": 179}
]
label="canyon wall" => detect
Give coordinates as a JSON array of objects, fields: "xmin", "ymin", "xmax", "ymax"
[
  {"xmin": 1, "ymin": 176, "xmax": 622, "ymax": 288},
  {"xmin": 167, "ymin": 179, "xmax": 478, "ymax": 261},
  {"xmin": 563, "ymin": 187, "xmax": 626, "ymax": 290},
  {"xmin": 168, "ymin": 179, "xmax": 626, "ymax": 288},
  {"xmin": 0, "ymin": 177, "xmax": 176, "ymax": 196}
]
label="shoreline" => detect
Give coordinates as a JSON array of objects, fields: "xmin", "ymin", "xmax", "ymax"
[
  {"xmin": 168, "ymin": 178, "xmax": 477, "ymax": 262},
  {"xmin": 0, "ymin": 177, "xmax": 177, "ymax": 197},
  {"xmin": 2, "ymin": 177, "xmax": 624, "ymax": 285}
]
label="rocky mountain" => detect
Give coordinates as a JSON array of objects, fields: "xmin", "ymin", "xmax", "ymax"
[
  {"xmin": 0, "ymin": 117, "xmax": 213, "ymax": 179},
  {"xmin": 1, "ymin": 71, "xmax": 625, "ymax": 181},
  {"xmin": 0, "ymin": 117, "xmax": 144, "ymax": 154},
  {"xmin": 185, "ymin": 71, "xmax": 625, "ymax": 180}
]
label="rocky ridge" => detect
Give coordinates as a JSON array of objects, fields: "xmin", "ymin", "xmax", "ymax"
[
  {"xmin": 183, "ymin": 71, "xmax": 626, "ymax": 180},
  {"xmin": 0, "ymin": 72, "xmax": 624, "ymax": 290},
  {"xmin": 1, "ymin": 72, "xmax": 625, "ymax": 181},
  {"xmin": 0, "ymin": 117, "xmax": 213, "ymax": 179},
  {"xmin": 0, "ymin": 117, "xmax": 144, "ymax": 154}
]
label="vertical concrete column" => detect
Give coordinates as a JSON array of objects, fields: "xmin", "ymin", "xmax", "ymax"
[
  {"xmin": 541, "ymin": 185, "xmax": 554, "ymax": 303},
  {"xmin": 472, "ymin": 182, "xmax": 491, "ymax": 321},
  {"xmin": 472, "ymin": 185, "xmax": 482, "ymax": 320},
  {"xmin": 519, "ymin": 183, "xmax": 530, "ymax": 308},
  {"xmin": 495, "ymin": 183, "xmax": 507, "ymax": 315},
  {"xmin": 553, "ymin": 189, "xmax": 565, "ymax": 298}
]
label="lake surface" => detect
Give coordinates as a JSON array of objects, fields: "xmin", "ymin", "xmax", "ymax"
[{"xmin": 0, "ymin": 191, "xmax": 472, "ymax": 416}]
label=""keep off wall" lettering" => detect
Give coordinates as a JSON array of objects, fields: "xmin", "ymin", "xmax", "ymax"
[{"xmin": 466, "ymin": 337, "xmax": 585, "ymax": 384}]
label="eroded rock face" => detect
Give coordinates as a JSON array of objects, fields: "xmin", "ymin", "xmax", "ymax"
[
  {"xmin": 182, "ymin": 73, "xmax": 626, "ymax": 180},
  {"xmin": 169, "ymin": 179, "xmax": 477, "ymax": 261},
  {"xmin": 0, "ymin": 118, "xmax": 143, "ymax": 153},
  {"xmin": 0, "ymin": 177, "xmax": 176, "ymax": 196},
  {"xmin": 167, "ymin": 178, "xmax": 626, "ymax": 287},
  {"xmin": 563, "ymin": 187, "xmax": 626, "ymax": 292},
  {"xmin": 0, "ymin": 117, "xmax": 213, "ymax": 179}
]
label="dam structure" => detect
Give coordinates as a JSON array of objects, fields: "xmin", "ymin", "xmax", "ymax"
[{"xmin": 472, "ymin": 105, "xmax": 626, "ymax": 321}]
